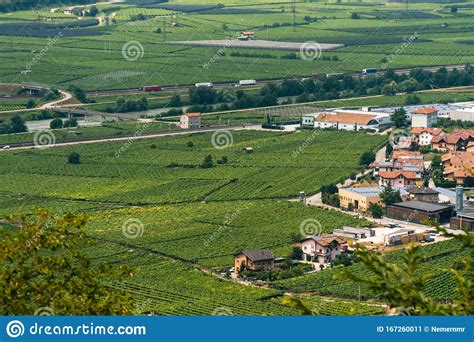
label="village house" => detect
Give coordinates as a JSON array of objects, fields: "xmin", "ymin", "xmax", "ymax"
[
  {"xmin": 378, "ymin": 170, "xmax": 419, "ymax": 187},
  {"xmin": 180, "ymin": 112, "xmax": 201, "ymax": 129},
  {"xmin": 301, "ymin": 235, "xmax": 345, "ymax": 264},
  {"xmin": 410, "ymin": 127, "xmax": 445, "ymax": 146},
  {"xmin": 411, "ymin": 107, "xmax": 438, "ymax": 128},
  {"xmin": 441, "ymin": 152, "xmax": 474, "ymax": 184},
  {"xmin": 234, "ymin": 249, "xmax": 275, "ymax": 272},
  {"xmin": 431, "ymin": 134, "xmax": 466, "ymax": 152},
  {"xmin": 312, "ymin": 112, "xmax": 392, "ymax": 132}
]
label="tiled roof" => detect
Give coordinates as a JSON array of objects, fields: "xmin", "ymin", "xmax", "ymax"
[
  {"xmin": 184, "ymin": 112, "xmax": 201, "ymax": 117},
  {"xmin": 379, "ymin": 170, "xmax": 418, "ymax": 179},
  {"xmin": 315, "ymin": 112, "xmax": 377, "ymax": 125},
  {"xmin": 303, "ymin": 234, "xmax": 345, "ymax": 247},
  {"xmin": 392, "ymin": 151, "xmax": 421, "ymax": 158},
  {"xmin": 413, "ymin": 107, "xmax": 438, "ymax": 114},
  {"xmin": 410, "ymin": 127, "xmax": 444, "ymax": 135},
  {"xmin": 432, "ymin": 133, "xmax": 463, "ymax": 144}
]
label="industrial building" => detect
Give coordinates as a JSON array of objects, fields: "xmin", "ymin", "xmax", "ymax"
[{"xmin": 386, "ymin": 201, "xmax": 454, "ymax": 224}]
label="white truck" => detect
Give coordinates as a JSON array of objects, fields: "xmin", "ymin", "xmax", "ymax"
[
  {"xmin": 195, "ymin": 82, "xmax": 213, "ymax": 88},
  {"xmin": 238, "ymin": 79, "xmax": 257, "ymax": 86}
]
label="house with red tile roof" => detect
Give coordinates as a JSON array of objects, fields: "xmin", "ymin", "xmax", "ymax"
[
  {"xmin": 301, "ymin": 235, "xmax": 346, "ymax": 264},
  {"xmin": 441, "ymin": 152, "xmax": 474, "ymax": 184},
  {"xmin": 411, "ymin": 107, "xmax": 438, "ymax": 128},
  {"xmin": 180, "ymin": 112, "xmax": 201, "ymax": 129},
  {"xmin": 378, "ymin": 170, "xmax": 419, "ymax": 187},
  {"xmin": 410, "ymin": 127, "xmax": 445, "ymax": 146},
  {"xmin": 431, "ymin": 133, "xmax": 466, "ymax": 152}
]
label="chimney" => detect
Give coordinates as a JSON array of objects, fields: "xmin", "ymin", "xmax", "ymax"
[{"xmin": 455, "ymin": 185, "xmax": 464, "ymax": 212}]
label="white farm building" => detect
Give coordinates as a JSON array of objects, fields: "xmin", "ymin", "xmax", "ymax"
[{"xmin": 301, "ymin": 110, "xmax": 392, "ymax": 132}]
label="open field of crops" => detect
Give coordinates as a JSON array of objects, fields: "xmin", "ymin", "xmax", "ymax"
[
  {"xmin": 273, "ymin": 239, "xmax": 470, "ymax": 301},
  {"xmin": 0, "ymin": 130, "xmax": 385, "ymax": 216},
  {"xmin": 0, "ymin": 0, "xmax": 472, "ymax": 90}
]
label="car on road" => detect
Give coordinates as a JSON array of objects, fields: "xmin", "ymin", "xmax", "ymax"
[
  {"xmin": 2, "ymin": 145, "xmax": 10, "ymax": 150},
  {"xmin": 385, "ymin": 223, "xmax": 401, "ymax": 229}
]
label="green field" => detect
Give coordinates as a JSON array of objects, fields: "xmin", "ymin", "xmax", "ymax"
[
  {"xmin": 0, "ymin": 0, "xmax": 473, "ymax": 90},
  {"xmin": 0, "ymin": 130, "xmax": 385, "ymax": 215}
]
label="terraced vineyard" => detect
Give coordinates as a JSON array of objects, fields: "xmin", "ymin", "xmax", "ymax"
[
  {"xmin": 273, "ymin": 240, "xmax": 470, "ymax": 301},
  {"xmin": 0, "ymin": 130, "xmax": 386, "ymax": 216}
]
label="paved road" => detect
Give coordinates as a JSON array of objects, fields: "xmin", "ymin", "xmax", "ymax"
[
  {"xmin": 2, "ymin": 124, "xmax": 262, "ymax": 151},
  {"xmin": 0, "ymin": 90, "xmax": 73, "ymax": 114}
]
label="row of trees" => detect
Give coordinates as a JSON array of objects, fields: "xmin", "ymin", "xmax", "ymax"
[
  {"xmin": 0, "ymin": 115, "xmax": 27, "ymax": 134},
  {"xmin": 184, "ymin": 65, "xmax": 473, "ymax": 114}
]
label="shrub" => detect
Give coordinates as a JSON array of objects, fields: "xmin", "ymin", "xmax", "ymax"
[
  {"xmin": 50, "ymin": 118, "xmax": 63, "ymax": 129},
  {"xmin": 68, "ymin": 152, "xmax": 80, "ymax": 164}
]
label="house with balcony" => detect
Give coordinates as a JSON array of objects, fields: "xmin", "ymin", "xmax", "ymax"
[{"xmin": 301, "ymin": 235, "xmax": 345, "ymax": 264}]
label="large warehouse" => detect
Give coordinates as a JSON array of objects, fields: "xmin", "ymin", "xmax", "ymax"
[{"xmin": 386, "ymin": 201, "xmax": 454, "ymax": 224}]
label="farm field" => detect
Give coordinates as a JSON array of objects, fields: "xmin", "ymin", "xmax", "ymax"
[
  {"xmin": 0, "ymin": 0, "xmax": 473, "ymax": 90},
  {"xmin": 0, "ymin": 0, "xmax": 472, "ymax": 319},
  {"xmin": 0, "ymin": 130, "xmax": 386, "ymax": 215}
]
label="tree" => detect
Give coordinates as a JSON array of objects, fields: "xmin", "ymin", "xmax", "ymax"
[
  {"xmin": 89, "ymin": 5, "xmax": 98, "ymax": 16},
  {"xmin": 68, "ymin": 152, "xmax": 81, "ymax": 164},
  {"xmin": 289, "ymin": 247, "xmax": 303, "ymax": 260},
  {"xmin": 50, "ymin": 118, "xmax": 63, "ymax": 129},
  {"xmin": 64, "ymin": 118, "xmax": 78, "ymax": 128},
  {"xmin": 201, "ymin": 155, "xmax": 213, "ymax": 168},
  {"xmin": 390, "ymin": 107, "xmax": 408, "ymax": 128},
  {"xmin": 69, "ymin": 85, "xmax": 88, "ymax": 103},
  {"xmin": 380, "ymin": 184, "xmax": 402, "ymax": 205},
  {"xmin": 169, "ymin": 94, "xmax": 182, "ymax": 107},
  {"xmin": 0, "ymin": 210, "xmax": 134, "ymax": 315},
  {"xmin": 186, "ymin": 141, "xmax": 194, "ymax": 148},
  {"xmin": 369, "ymin": 203, "xmax": 383, "ymax": 218},
  {"xmin": 335, "ymin": 224, "xmax": 473, "ymax": 315},
  {"xmin": 405, "ymin": 94, "xmax": 421, "ymax": 105},
  {"xmin": 9, "ymin": 115, "xmax": 28, "ymax": 133},
  {"xmin": 451, "ymin": 6, "xmax": 458, "ymax": 13},
  {"xmin": 351, "ymin": 12, "xmax": 360, "ymax": 19},
  {"xmin": 359, "ymin": 150, "xmax": 375, "ymax": 166},
  {"xmin": 26, "ymin": 99, "xmax": 36, "ymax": 109},
  {"xmin": 156, "ymin": 27, "xmax": 162, "ymax": 34}
]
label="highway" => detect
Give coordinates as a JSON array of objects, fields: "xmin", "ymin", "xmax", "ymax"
[{"xmin": 83, "ymin": 63, "xmax": 469, "ymax": 97}]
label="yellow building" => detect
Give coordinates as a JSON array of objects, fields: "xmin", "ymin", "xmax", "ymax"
[{"xmin": 338, "ymin": 187, "xmax": 384, "ymax": 212}]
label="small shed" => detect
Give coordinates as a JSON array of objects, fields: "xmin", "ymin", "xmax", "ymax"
[{"xmin": 242, "ymin": 147, "xmax": 254, "ymax": 154}]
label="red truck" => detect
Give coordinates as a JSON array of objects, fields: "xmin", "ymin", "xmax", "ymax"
[{"xmin": 142, "ymin": 86, "xmax": 162, "ymax": 92}]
